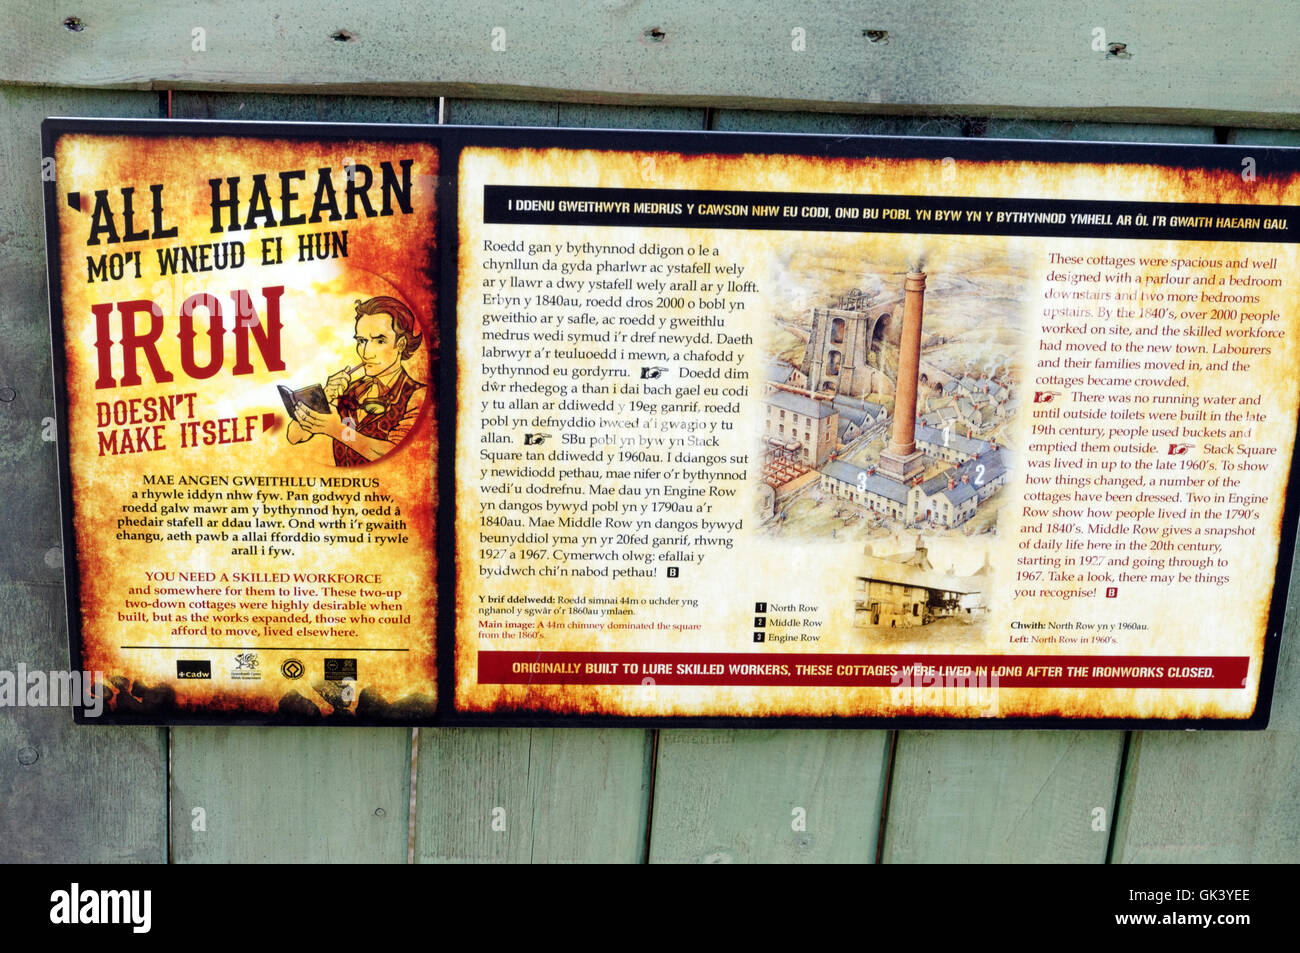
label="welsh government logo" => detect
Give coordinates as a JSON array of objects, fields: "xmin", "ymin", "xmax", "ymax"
[{"xmin": 231, "ymin": 652, "xmax": 261, "ymax": 680}]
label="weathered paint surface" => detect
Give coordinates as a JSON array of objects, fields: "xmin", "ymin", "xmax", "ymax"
[
  {"xmin": 0, "ymin": 32, "xmax": 1297, "ymax": 863},
  {"xmin": 2, "ymin": 2, "xmax": 1297, "ymax": 127}
]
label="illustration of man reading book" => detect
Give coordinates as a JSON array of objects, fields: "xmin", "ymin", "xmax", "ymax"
[{"xmin": 281, "ymin": 296, "xmax": 427, "ymax": 466}]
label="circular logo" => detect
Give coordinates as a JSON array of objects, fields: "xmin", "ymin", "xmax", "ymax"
[{"xmin": 281, "ymin": 659, "xmax": 305, "ymax": 679}]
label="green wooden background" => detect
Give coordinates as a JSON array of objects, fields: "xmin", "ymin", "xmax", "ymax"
[{"xmin": 2, "ymin": 2, "xmax": 1297, "ymax": 863}]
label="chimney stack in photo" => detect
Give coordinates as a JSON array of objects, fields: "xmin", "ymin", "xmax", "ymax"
[{"xmin": 878, "ymin": 270, "xmax": 928, "ymax": 483}]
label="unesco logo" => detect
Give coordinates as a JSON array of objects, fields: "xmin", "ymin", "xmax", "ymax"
[{"xmin": 280, "ymin": 658, "xmax": 305, "ymax": 679}]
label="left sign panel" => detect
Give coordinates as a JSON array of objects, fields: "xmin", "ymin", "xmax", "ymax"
[{"xmin": 43, "ymin": 120, "xmax": 440, "ymax": 724}]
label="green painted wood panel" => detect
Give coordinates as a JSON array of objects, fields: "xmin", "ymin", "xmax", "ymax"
[
  {"xmin": 1109, "ymin": 127, "xmax": 1300, "ymax": 865},
  {"xmin": 3, "ymin": 2, "xmax": 1297, "ymax": 127},
  {"xmin": 646, "ymin": 108, "xmax": 896, "ymax": 864},
  {"xmin": 415, "ymin": 100, "xmax": 697, "ymax": 863},
  {"xmin": 165, "ymin": 90, "xmax": 416, "ymax": 864},
  {"xmin": 445, "ymin": 99, "xmax": 559, "ymax": 128},
  {"xmin": 555, "ymin": 103, "xmax": 705, "ymax": 132},
  {"xmin": 0, "ymin": 86, "xmax": 168, "ymax": 862},
  {"xmin": 414, "ymin": 727, "xmax": 654, "ymax": 862},
  {"xmin": 0, "ymin": 583, "xmax": 169, "ymax": 862},
  {"xmin": 648, "ymin": 730, "xmax": 887, "ymax": 863},
  {"xmin": 1110, "ymin": 620, "xmax": 1299, "ymax": 863},
  {"xmin": 4, "ymin": 72, "xmax": 1298, "ymax": 866},
  {"xmin": 170, "ymin": 727, "xmax": 412, "ymax": 862},
  {"xmin": 712, "ymin": 109, "xmax": 965, "ymax": 137},
  {"xmin": 170, "ymin": 91, "xmax": 441, "ymax": 124},
  {"xmin": 878, "ymin": 120, "xmax": 1215, "ymax": 863},
  {"xmin": 1226, "ymin": 129, "xmax": 1300, "ymax": 148},
  {"xmin": 981, "ymin": 120, "xmax": 1215, "ymax": 144},
  {"xmin": 445, "ymin": 99, "xmax": 705, "ymax": 130},
  {"xmin": 1110, "ymin": 614, "xmax": 1299, "ymax": 862},
  {"xmin": 0, "ymin": 86, "xmax": 155, "ymax": 584},
  {"xmin": 883, "ymin": 731, "xmax": 1124, "ymax": 862}
]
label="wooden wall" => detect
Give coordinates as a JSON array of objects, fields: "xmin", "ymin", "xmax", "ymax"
[{"xmin": 1, "ymin": 2, "xmax": 1297, "ymax": 863}]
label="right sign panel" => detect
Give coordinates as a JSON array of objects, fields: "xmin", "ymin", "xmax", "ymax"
[{"xmin": 451, "ymin": 132, "xmax": 1300, "ymax": 726}]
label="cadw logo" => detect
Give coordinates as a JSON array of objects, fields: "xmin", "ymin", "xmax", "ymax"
[{"xmin": 49, "ymin": 883, "xmax": 151, "ymax": 933}]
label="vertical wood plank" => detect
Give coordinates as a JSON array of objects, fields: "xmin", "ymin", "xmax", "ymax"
[
  {"xmin": 447, "ymin": 100, "xmax": 707, "ymax": 131},
  {"xmin": 1110, "ymin": 607, "xmax": 1300, "ymax": 862},
  {"xmin": 649, "ymin": 729, "xmax": 887, "ymax": 863},
  {"xmin": 416, "ymin": 100, "xmax": 702, "ymax": 863},
  {"xmin": 1225, "ymin": 128, "xmax": 1300, "ymax": 147},
  {"xmin": 414, "ymin": 727, "xmax": 654, "ymax": 862},
  {"xmin": 1109, "ymin": 126, "xmax": 1300, "ymax": 864},
  {"xmin": 170, "ymin": 727, "xmax": 411, "ymax": 862},
  {"xmin": 884, "ymin": 731, "xmax": 1123, "ymax": 862},
  {"xmin": 0, "ymin": 86, "xmax": 168, "ymax": 862},
  {"xmin": 880, "ymin": 121, "xmax": 1213, "ymax": 863},
  {"xmin": 0, "ymin": 583, "xmax": 169, "ymax": 862},
  {"xmin": 165, "ymin": 90, "xmax": 416, "ymax": 863},
  {"xmin": 0, "ymin": 86, "xmax": 162, "ymax": 584},
  {"xmin": 556, "ymin": 103, "xmax": 705, "ymax": 130},
  {"xmin": 646, "ymin": 108, "xmax": 897, "ymax": 864}
]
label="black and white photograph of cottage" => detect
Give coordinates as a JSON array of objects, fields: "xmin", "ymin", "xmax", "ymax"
[{"xmin": 853, "ymin": 535, "xmax": 992, "ymax": 648}]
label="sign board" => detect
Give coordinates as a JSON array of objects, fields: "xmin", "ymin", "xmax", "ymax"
[
  {"xmin": 43, "ymin": 119, "xmax": 1300, "ymax": 727},
  {"xmin": 43, "ymin": 121, "xmax": 441, "ymax": 723}
]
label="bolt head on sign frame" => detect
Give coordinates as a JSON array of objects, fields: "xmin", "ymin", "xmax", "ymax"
[{"xmin": 41, "ymin": 118, "xmax": 1300, "ymax": 728}]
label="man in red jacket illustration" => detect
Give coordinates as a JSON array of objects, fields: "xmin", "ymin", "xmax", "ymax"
[{"xmin": 287, "ymin": 296, "xmax": 427, "ymax": 466}]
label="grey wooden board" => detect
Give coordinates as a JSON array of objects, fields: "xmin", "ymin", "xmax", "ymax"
[
  {"xmin": 3, "ymin": 2, "xmax": 1299, "ymax": 127},
  {"xmin": 1108, "ymin": 127, "xmax": 1300, "ymax": 865},
  {"xmin": 170, "ymin": 91, "xmax": 441, "ymax": 123},
  {"xmin": 1111, "ymin": 618, "xmax": 1300, "ymax": 862},
  {"xmin": 981, "ymin": 120, "xmax": 1216, "ymax": 144},
  {"xmin": 415, "ymin": 100, "xmax": 693, "ymax": 863},
  {"xmin": 712, "ymin": 110, "xmax": 966, "ymax": 137},
  {"xmin": 0, "ymin": 86, "xmax": 167, "ymax": 863},
  {"xmin": 4, "ymin": 75, "xmax": 1297, "ymax": 865},
  {"xmin": 0, "ymin": 86, "xmax": 159, "ymax": 584},
  {"xmin": 648, "ymin": 730, "xmax": 887, "ymax": 863},
  {"xmin": 883, "ymin": 731, "xmax": 1124, "ymax": 862},
  {"xmin": 0, "ymin": 582, "xmax": 168, "ymax": 862},
  {"xmin": 163, "ymin": 90, "xmax": 415, "ymax": 863},
  {"xmin": 1226, "ymin": 128, "xmax": 1300, "ymax": 148},
  {"xmin": 414, "ymin": 727, "xmax": 654, "ymax": 862},
  {"xmin": 554, "ymin": 103, "xmax": 705, "ymax": 132},
  {"xmin": 170, "ymin": 727, "xmax": 412, "ymax": 862},
  {"xmin": 877, "ymin": 119, "xmax": 1217, "ymax": 864},
  {"xmin": 445, "ymin": 99, "xmax": 560, "ymax": 129},
  {"xmin": 644, "ymin": 108, "xmax": 901, "ymax": 865},
  {"xmin": 446, "ymin": 99, "xmax": 705, "ymax": 130}
]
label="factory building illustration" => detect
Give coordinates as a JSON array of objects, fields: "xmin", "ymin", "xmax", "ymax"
[
  {"xmin": 853, "ymin": 537, "xmax": 989, "ymax": 629},
  {"xmin": 802, "ymin": 285, "xmax": 895, "ymax": 400},
  {"xmin": 760, "ymin": 268, "xmax": 1016, "ymax": 532}
]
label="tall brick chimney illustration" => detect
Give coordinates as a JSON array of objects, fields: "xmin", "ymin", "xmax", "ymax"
[{"xmin": 878, "ymin": 270, "xmax": 927, "ymax": 482}]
